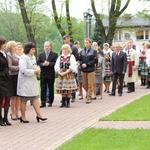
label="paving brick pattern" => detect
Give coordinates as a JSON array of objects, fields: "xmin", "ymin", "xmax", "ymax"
[
  {"xmin": 93, "ymin": 121, "xmax": 150, "ymax": 129},
  {"xmin": 0, "ymin": 81, "xmax": 150, "ymax": 150}
]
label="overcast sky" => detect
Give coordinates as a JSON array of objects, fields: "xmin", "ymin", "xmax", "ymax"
[
  {"xmin": 0, "ymin": 0, "xmax": 148, "ymax": 19},
  {"xmin": 44, "ymin": 0, "xmax": 148, "ymax": 19},
  {"xmin": 70, "ymin": 0, "xmax": 147, "ymax": 18}
]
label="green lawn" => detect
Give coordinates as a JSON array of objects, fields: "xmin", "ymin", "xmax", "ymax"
[
  {"xmin": 100, "ymin": 94, "xmax": 150, "ymax": 121},
  {"xmin": 57, "ymin": 128, "xmax": 150, "ymax": 150}
]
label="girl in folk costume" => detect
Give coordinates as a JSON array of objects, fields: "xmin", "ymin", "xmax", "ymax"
[
  {"xmin": 124, "ymin": 42, "xmax": 139, "ymax": 93},
  {"xmin": 145, "ymin": 42, "xmax": 150, "ymax": 88},
  {"xmin": 55, "ymin": 44, "xmax": 77, "ymax": 108},
  {"xmin": 138, "ymin": 43, "xmax": 148, "ymax": 86},
  {"xmin": 102, "ymin": 43, "xmax": 113, "ymax": 93}
]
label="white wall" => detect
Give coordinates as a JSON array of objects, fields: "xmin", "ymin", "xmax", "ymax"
[{"xmin": 112, "ymin": 28, "xmax": 150, "ymax": 49}]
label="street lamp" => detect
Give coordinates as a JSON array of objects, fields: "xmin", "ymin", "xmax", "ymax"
[{"xmin": 83, "ymin": 8, "xmax": 93, "ymax": 39}]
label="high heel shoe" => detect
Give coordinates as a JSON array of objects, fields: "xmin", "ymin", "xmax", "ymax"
[
  {"xmin": 20, "ymin": 117, "xmax": 29, "ymax": 123},
  {"xmin": 36, "ymin": 116, "xmax": 47, "ymax": 122},
  {"xmin": 10, "ymin": 114, "xmax": 18, "ymax": 120},
  {"xmin": 0, "ymin": 120, "xmax": 6, "ymax": 126},
  {"xmin": 3, "ymin": 118, "xmax": 12, "ymax": 126}
]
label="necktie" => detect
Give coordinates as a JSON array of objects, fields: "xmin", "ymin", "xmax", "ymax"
[
  {"xmin": 46, "ymin": 52, "xmax": 49, "ymax": 60},
  {"xmin": 116, "ymin": 52, "xmax": 118, "ymax": 60}
]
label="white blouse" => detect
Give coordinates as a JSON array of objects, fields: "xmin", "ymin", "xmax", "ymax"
[
  {"xmin": 146, "ymin": 49, "xmax": 150, "ymax": 67},
  {"xmin": 55, "ymin": 54, "xmax": 77, "ymax": 73}
]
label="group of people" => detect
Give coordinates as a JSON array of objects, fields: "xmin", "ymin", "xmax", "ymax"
[
  {"xmin": 0, "ymin": 37, "xmax": 47, "ymax": 126},
  {"xmin": 1, "ymin": 34, "xmax": 150, "ymax": 126}
]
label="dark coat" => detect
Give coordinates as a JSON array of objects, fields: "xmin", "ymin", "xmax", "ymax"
[
  {"xmin": 37, "ymin": 51, "xmax": 58, "ymax": 79},
  {"xmin": 110, "ymin": 51, "xmax": 127, "ymax": 74},
  {"xmin": 79, "ymin": 47, "xmax": 98, "ymax": 73},
  {"xmin": 0, "ymin": 52, "xmax": 13, "ymax": 98}
]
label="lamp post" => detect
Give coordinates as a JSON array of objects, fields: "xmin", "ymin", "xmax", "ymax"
[{"xmin": 83, "ymin": 8, "xmax": 93, "ymax": 39}]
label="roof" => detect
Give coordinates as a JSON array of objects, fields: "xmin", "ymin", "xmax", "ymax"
[{"xmin": 102, "ymin": 18, "xmax": 150, "ymax": 27}]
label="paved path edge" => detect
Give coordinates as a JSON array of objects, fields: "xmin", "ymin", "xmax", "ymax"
[{"xmin": 45, "ymin": 91, "xmax": 150, "ymax": 150}]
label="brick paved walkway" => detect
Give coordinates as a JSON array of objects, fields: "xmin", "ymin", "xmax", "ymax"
[
  {"xmin": 93, "ymin": 121, "xmax": 150, "ymax": 129},
  {"xmin": 0, "ymin": 81, "xmax": 150, "ymax": 150}
]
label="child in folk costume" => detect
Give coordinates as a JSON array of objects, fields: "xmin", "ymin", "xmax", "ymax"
[
  {"xmin": 138, "ymin": 43, "xmax": 148, "ymax": 86},
  {"xmin": 55, "ymin": 44, "xmax": 77, "ymax": 108}
]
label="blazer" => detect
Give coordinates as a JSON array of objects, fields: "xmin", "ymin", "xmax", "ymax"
[
  {"xmin": 37, "ymin": 51, "xmax": 58, "ymax": 79},
  {"xmin": 7, "ymin": 52, "xmax": 19, "ymax": 75},
  {"xmin": 110, "ymin": 51, "xmax": 127, "ymax": 74},
  {"xmin": 0, "ymin": 52, "xmax": 13, "ymax": 97}
]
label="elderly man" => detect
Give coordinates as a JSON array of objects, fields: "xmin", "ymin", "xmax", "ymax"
[
  {"xmin": 37, "ymin": 41, "xmax": 58, "ymax": 107},
  {"xmin": 109, "ymin": 44, "xmax": 127, "ymax": 96}
]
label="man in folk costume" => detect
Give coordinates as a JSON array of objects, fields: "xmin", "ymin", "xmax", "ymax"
[{"xmin": 124, "ymin": 42, "xmax": 139, "ymax": 93}]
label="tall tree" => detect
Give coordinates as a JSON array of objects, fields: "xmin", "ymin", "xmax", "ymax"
[
  {"xmin": 90, "ymin": 0, "xmax": 131, "ymax": 45},
  {"xmin": 51, "ymin": 0, "xmax": 74, "ymax": 41},
  {"xmin": 18, "ymin": 0, "xmax": 36, "ymax": 44},
  {"xmin": 92, "ymin": 22, "xmax": 103, "ymax": 48},
  {"xmin": 65, "ymin": 0, "xmax": 73, "ymax": 42},
  {"xmin": 51, "ymin": 0, "xmax": 66, "ymax": 37}
]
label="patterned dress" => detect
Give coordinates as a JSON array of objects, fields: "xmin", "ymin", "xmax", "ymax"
[
  {"xmin": 55, "ymin": 54, "xmax": 77, "ymax": 94},
  {"xmin": 103, "ymin": 49, "xmax": 113, "ymax": 82},
  {"xmin": 138, "ymin": 50, "xmax": 148, "ymax": 79}
]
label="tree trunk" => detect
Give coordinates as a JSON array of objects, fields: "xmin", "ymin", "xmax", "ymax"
[
  {"xmin": 18, "ymin": 0, "xmax": 37, "ymax": 56},
  {"xmin": 51, "ymin": 0, "xmax": 66, "ymax": 37},
  {"xmin": 65, "ymin": 0, "xmax": 73, "ymax": 42},
  {"xmin": 91, "ymin": 0, "xmax": 130, "ymax": 45},
  {"xmin": 51, "ymin": 0, "xmax": 74, "ymax": 41}
]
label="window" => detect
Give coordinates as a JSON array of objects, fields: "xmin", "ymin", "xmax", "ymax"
[
  {"xmin": 113, "ymin": 31, "xmax": 121, "ymax": 41},
  {"xmin": 136, "ymin": 30, "xmax": 149, "ymax": 40},
  {"xmin": 145, "ymin": 31, "xmax": 149, "ymax": 39}
]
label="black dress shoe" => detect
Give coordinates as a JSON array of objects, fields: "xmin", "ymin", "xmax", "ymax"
[
  {"xmin": 0, "ymin": 120, "xmax": 6, "ymax": 126},
  {"xmin": 40, "ymin": 104, "xmax": 46, "ymax": 108},
  {"xmin": 3, "ymin": 118, "xmax": 12, "ymax": 126},
  {"xmin": 48, "ymin": 103, "xmax": 52, "ymax": 107},
  {"xmin": 109, "ymin": 93, "xmax": 115, "ymax": 96}
]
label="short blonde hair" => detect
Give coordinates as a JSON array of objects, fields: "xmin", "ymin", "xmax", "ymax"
[
  {"xmin": 16, "ymin": 42, "xmax": 22, "ymax": 46},
  {"xmin": 145, "ymin": 42, "xmax": 150, "ymax": 49},
  {"xmin": 62, "ymin": 44, "xmax": 72, "ymax": 54},
  {"xmin": 6, "ymin": 41, "xmax": 16, "ymax": 52}
]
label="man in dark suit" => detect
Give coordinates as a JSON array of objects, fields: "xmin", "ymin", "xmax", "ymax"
[
  {"xmin": 109, "ymin": 44, "xmax": 127, "ymax": 96},
  {"xmin": 37, "ymin": 41, "xmax": 58, "ymax": 107}
]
